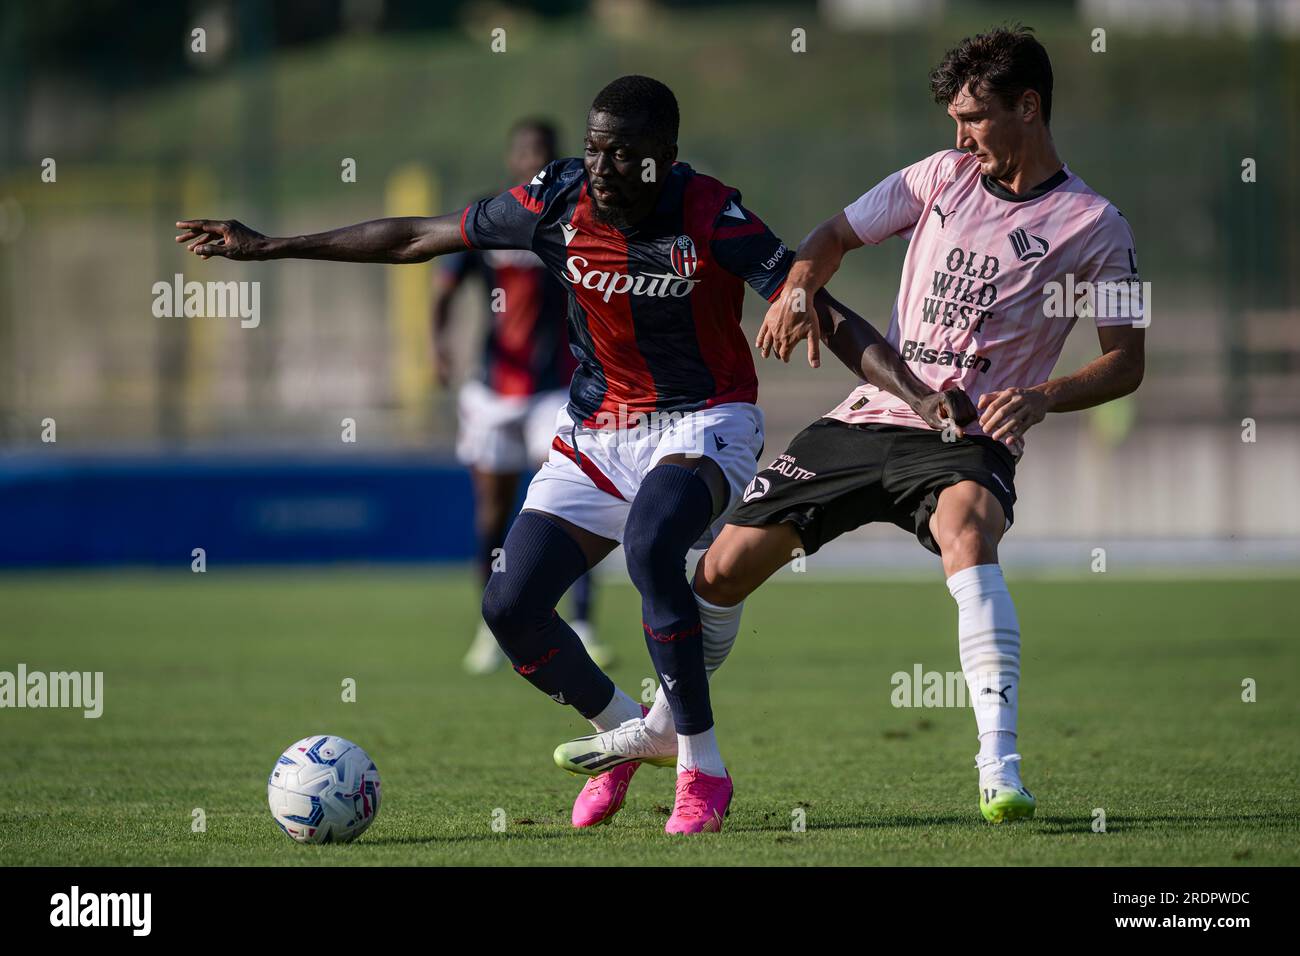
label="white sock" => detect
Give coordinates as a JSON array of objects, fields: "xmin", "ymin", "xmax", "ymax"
[
  {"xmin": 588, "ymin": 685, "xmax": 642, "ymax": 733},
  {"xmin": 644, "ymin": 684, "xmax": 676, "ymax": 748},
  {"xmin": 978, "ymin": 731, "xmax": 1018, "ymax": 763},
  {"xmin": 645, "ymin": 592, "xmax": 745, "ymax": 753},
  {"xmin": 947, "ymin": 564, "xmax": 1020, "ymax": 774},
  {"xmin": 698, "ymin": 593, "xmax": 743, "ymax": 673},
  {"xmin": 678, "ymin": 728, "xmax": 725, "ymax": 777}
]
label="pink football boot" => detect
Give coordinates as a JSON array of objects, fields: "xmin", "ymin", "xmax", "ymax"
[
  {"xmin": 665, "ymin": 768, "xmax": 733, "ymax": 834},
  {"xmin": 568, "ymin": 705, "xmax": 666, "ymax": 828},
  {"xmin": 571, "ymin": 761, "xmax": 640, "ymax": 828}
]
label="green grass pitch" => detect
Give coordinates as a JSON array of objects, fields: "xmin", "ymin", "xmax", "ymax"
[{"xmin": 2, "ymin": 568, "xmax": 1297, "ymax": 866}]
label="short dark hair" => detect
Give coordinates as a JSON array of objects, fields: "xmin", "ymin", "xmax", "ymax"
[
  {"xmin": 510, "ymin": 117, "xmax": 558, "ymax": 157},
  {"xmin": 589, "ymin": 74, "xmax": 679, "ymax": 147},
  {"xmin": 929, "ymin": 25, "xmax": 1053, "ymax": 126}
]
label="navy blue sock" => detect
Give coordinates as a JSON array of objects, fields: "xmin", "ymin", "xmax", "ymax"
[
  {"xmin": 623, "ymin": 464, "xmax": 715, "ymax": 735},
  {"xmin": 481, "ymin": 511, "xmax": 614, "ymax": 717},
  {"xmin": 570, "ymin": 570, "xmax": 594, "ymax": 624}
]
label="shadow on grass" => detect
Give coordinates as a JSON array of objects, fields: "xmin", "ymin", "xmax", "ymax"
[
  {"xmin": 1030, "ymin": 811, "xmax": 1300, "ymax": 835},
  {"xmin": 727, "ymin": 813, "xmax": 970, "ymax": 834},
  {"xmin": 724, "ymin": 809, "xmax": 1300, "ymax": 836},
  {"xmin": 364, "ymin": 828, "xmax": 576, "ymax": 847},
  {"xmin": 358, "ymin": 808, "xmax": 1300, "ymax": 845}
]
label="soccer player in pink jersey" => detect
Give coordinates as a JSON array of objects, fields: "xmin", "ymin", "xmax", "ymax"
[{"xmin": 576, "ymin": 27, "xmax": 1145, "ymax": 823}]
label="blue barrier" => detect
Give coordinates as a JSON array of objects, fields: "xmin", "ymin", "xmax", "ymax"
[{"xmin": 0, "ymin": 452, "xmax": 497, "ymax": 567}]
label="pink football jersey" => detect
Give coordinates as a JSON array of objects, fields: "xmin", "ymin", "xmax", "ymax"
[{"xmin": 827, "ymin": 149, "xmax": 1140, "ymax": 435}]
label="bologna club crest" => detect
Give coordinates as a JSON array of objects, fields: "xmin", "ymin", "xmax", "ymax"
[{"xmin": 670, "ymin": 235, "xmax": 698, "ymax": 278}]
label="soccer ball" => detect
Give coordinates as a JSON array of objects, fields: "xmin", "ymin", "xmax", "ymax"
[{"xmin": 267, "ymin": 735, "xmax": 381, "ymax": 844}]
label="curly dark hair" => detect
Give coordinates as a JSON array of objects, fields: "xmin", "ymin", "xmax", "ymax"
[
  {"xmin": 929, "ymin": 25, "xmax": 1053, "ymax": 126},
  {"xmin": 589, "ymin": 75, "xmax": 680, "ymax": 147}
]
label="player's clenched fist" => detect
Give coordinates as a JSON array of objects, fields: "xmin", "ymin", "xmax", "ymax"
[
  {"xmin": 756, "ymin": 285, "xmax": 820, "ymax": 366},
  {"xmin": 914, "ymin": 387, "xmax": 978, "ymax": 435},
  {"xmin": 175, "ymin": 219, "xmax": 269, "ymax": 260}
]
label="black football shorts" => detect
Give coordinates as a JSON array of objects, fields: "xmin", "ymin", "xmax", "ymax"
[{"xmin": 727, "ymin": 418, "xmax": 1018, "ymax": 556}]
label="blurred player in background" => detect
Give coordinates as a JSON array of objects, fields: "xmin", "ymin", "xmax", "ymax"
[{"xmin": 430, "ymin": 119, "xmax": 611, "ymax": 675}]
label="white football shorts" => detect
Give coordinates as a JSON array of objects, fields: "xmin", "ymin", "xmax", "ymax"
[
  {"xmin": 455, "ymin": 379, "xmax": 570, "ymax": 473},
  {"xmin": 520, "ymin": 401, "xmax": 765, "ymax": 549}
]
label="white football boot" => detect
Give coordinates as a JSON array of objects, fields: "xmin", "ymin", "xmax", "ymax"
[{"xmin": 977, "ymin": 752, "xmax": 1037, "ymax": 823}]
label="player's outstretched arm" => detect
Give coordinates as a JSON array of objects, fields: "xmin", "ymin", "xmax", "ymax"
[
  {"xmin": 174, "ymin": 214, "xmax": 468, "ymax": 264},
  {"xmin": 813, "ymin": 288, "xmax": 976, "ymax": 433}
]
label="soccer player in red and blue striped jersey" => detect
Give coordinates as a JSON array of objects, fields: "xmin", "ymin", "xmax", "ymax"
[{"xmin": 175, "ymin": 75, "xmax": 970, "ymax": 833}]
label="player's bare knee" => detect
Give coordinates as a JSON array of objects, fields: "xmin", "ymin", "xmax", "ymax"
[
  {"xmin": 937, "ymin": 524, "xmax": 999, "ymax": 575},
  {"xmin": 693, "ymin": 547, "xmax": 748, "ymax": 607}
]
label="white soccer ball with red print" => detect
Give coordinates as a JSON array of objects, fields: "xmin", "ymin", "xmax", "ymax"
[{"xmin": 267, "ymin": 735, "xmax": 381, "ymax": 844}]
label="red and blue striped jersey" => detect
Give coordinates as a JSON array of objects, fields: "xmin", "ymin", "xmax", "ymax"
[
  {"xmin": 459, "ymin": 158, "xmax": 792, "ymax": 426},
  {"xmin": 440, "ymin": 243, "xmax": 576, "ymax": 398}
]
